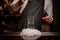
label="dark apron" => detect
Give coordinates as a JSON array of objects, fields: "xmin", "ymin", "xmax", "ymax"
[{"xmin": 18, "ymin": 0, "xmax": 44, "ymax": 31}]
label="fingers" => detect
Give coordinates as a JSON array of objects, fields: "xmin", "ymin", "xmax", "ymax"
[
  {"xmin": 42, "ymin": 16, "xmax": 52, "ymax": 20},
  {"xmin": 42, "ymin": 16, "xmax": 53, "ymax": 24},
  {"xmin": 45, "ymin": 18, "xmax": 53, "ymax": 24}
]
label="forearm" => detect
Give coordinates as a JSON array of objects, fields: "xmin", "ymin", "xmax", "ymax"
[{"xmin": 44, "ymin": 0, "xmax": 53, "ymax": 16}]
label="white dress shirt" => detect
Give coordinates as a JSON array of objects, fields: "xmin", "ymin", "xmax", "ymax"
[{"xmin": 44, "ymin": 0, "xmax": 53, "ymax": 16}]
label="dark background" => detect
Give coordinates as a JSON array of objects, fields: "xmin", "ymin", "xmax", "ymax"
[{"xmin": 53, "ymin": 0, "xmax": 60, "ymax": 32}]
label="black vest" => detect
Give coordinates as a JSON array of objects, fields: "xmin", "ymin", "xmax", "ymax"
[{"xmin": 18, "ymin": 0, "xmax": 44, "ymax": 31}]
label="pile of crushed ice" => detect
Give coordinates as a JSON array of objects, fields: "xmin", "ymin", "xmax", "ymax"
[{"xmin": 20, "ymin": 28, "xmax": 42, "ymax": 40}]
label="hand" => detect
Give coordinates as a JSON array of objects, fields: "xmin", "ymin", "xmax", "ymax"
[{"xmin": 42, "ymin": 16, "xmax": 53, "ymax": 24}]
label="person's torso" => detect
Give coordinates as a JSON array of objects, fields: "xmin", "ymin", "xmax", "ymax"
[{"xmin": 19, "ymin": 0, "xmax": 44, "ymax": 30}]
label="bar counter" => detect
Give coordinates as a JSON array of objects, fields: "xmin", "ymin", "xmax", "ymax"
[{"xmin": 0, "ymin": 32, "xmax": 60, "ymax": 37}]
